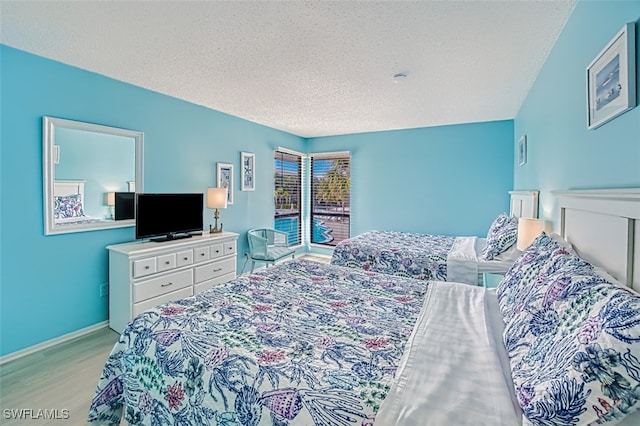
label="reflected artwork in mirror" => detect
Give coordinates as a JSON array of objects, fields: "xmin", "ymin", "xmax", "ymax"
[{"xmin": 43, "ymin": 116, "xmax": 144, "ymax": 235}]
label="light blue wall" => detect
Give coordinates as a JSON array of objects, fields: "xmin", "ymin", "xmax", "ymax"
[
  {"xmin": 514, "ymin": 0, "xmax": 640, "ymax": 221},
  {"xmin": 0, "ymin": 45, "xmax": 305, "ymax": 357},
  {"xmin": 306, "ymin": 120, "xmax": 515, "ymax": 238}
]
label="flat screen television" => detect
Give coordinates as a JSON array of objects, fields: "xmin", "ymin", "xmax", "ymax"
[
  {"xmin": 114, "ymin": 192, "xmax": 135, "ymax": 220},
  {"xmin": 135, "ymin": 193, "xmax": 204, "ymax": 241}
]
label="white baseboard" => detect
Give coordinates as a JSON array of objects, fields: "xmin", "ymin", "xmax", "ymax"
[{"xmin": 0, "ymin": 321, "xmax": 109, "ymax": 366}]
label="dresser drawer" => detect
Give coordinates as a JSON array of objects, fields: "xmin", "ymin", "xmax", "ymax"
[
  {"xmin": 108, "ymin": 232, "xmax": 239, "ymax": 334},
  {"xmin": 157, "ymin": 253, "xmax": 176, "ymax": 272},
  {"xmin": 133, "ymin": 269, "xmax": 193, "ymax": 303},
  {"xmin": 133, "ymin": 257, "xmax": 157, "ymax": 278},
  {"xmin": 194, "ymin": 257, "xmax": 236, "ymax": 284},
  {"xmin": 132, "ymin": 286, "xmax": 193, "ymax": 317},
  {"xmin": 194, "ymin": 246, "xmax": 210, "ymax": 263},
  {"xmin": 194, "ymin": 271, "xmax": 235, "ymax": 294},
  {"xmin": 224, "ymin": 241, "xmax": 236, "ymax": 256},
  {"xmin": 176, "ymin": 250, "xmax": 193, "ymax": 267},
  {"xmin": 209, "ymin": 243, "xmax": 224, "ymax": 259}
]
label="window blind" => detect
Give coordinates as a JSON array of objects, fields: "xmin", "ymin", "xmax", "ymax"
[{"xmin": 274, "ymin": 150, "xmax": 302, "ymax": 246}]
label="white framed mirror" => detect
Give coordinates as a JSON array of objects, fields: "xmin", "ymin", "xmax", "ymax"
[{"xmin": 43, "ymin": 116, "xmax": 144, "ymax": 235}]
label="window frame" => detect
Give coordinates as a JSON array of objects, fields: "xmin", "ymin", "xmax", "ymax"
[
  {"xmin": 274, "ymin": 148, "xmax": 351, "ymax": 249},
  {"xmin": 274, "ymin": 149, "xmax": 303, "ymax": 247},
  {"xmin": 309, "ymin": 151, "xmax": 351, "ymax": 247}
]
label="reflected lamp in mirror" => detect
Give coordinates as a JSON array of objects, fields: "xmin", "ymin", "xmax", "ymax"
[
  {"xmin": 207, "ymin": 187, "xmax": 227, "ymax": 234},
  {"xmin": 106, "ymin": 192, "xmax": 116, "ymax": 220},
  {"xmin": 517, "ymin": 218, "xmax": 545, "ymax": 251}
]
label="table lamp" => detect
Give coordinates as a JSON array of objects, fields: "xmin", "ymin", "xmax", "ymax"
[
  {"xmin": 106, "ymin": 192, "xmax": 116, "ymax": 219},
  {"xmin": 207, "ymin": 187, "xmax": 227, "ymax": 233},
  {"xmin": 517, "ymin": 217, "xmax": 544, "ymax": 250}
]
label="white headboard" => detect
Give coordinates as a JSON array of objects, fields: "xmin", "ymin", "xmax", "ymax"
[
  {"xmin": 509, "ymin": 190, "xmax": 539, "ymax": 218},
  {"xmin": 54, "ymin": 180, "xmax": 85, "ymax": 198},
  {"xmin": 553, "ymin": 188, "xmax": 640, "ymax": 291}
]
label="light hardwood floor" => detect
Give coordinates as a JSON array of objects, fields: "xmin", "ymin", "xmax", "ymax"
[
  {"xmin": 0, "ymin": 327, "xmax": 120, "ymax": 425},
  {"xmin": 0, "ymin": 255, "xmax": 330, "ymax": 425}
]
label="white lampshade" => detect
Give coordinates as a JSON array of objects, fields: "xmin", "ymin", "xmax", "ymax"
[
  {"xmin": 106, "ymin": 192, "xmax": 116, "ymax": 206},
  {"xmin": 206, "ymin": 187, "xmax": 227, "ymax": 209},
  {"xmin": 517, "ymin": 218, "xmax": 544, "ymax": 251}
]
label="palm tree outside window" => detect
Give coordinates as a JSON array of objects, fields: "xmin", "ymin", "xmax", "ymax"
[{"xmin": 310, "ymin": 153, "xmax": 350, "ymax": 247}]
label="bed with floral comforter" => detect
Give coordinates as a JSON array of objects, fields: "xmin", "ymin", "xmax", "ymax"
[
  {"xmin": 330, "ymin": 217, "xmax": 522, "ymax": 285},
  {"xmin": 87, "ymin": 259, "xmax": 430, "ymax": 425},
  {"xmin": 330, "ymin": 231, "xmax": 456, "ymax": 281}
]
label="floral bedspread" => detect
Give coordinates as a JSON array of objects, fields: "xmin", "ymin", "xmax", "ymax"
[
  {"xmin": 330, "ymin": 231, "xmax": 454, "ymax": 281},
  {"xmin": 88, "ymin": 259, "xmax": 429, "ymax": 425}
]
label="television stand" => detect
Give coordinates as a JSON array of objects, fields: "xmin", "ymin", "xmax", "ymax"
[
  {"xmin": 106, "ymin": 232, "xmax": 239, "ymax": 333},
  {"xmin": 150, "ymin": 233, "xmax": 193, "ymax": 242}
]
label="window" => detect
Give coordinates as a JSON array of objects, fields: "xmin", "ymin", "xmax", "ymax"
[
  {"xmin": 274, "ymin": 150, "xmax": 302, "ymax": 246},
  {"xmin": 310, "ymin": 152, "xmax": 350, "ymax": 246}
]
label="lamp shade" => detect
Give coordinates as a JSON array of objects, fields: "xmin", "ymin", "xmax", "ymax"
[
  {"xmin": 517, "ymin": 218, "xmax": 544, "ymax": 251},
  {"xmin": 206, "ymin": 187, "xmax": 227, "ymax": 209},
  {"xmin": 106, "ymin": 192, "xmax": 116, "ymax": 206}
]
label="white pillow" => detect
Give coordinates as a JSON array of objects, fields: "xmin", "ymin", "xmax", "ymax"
[
  {"xmin": 491, "ymin": 242, "xmax": 521, "ymax": 261},
  {"xmin": 548, "ymin": 232, "xmax": 577, "ymax": 255}
]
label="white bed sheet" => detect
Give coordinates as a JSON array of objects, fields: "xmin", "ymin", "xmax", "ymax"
[
  {"xmin": 54, "ymin": 216, "xmax": 103, "ymax": 225},
  {"xmin": 376, "ymin": 281, "xmax": 522, "ymax": 425},
  {"xmin": 475, "ymin": 237, "xmax": 522, "ymax": 273},
  {"xmin": 447, "ymin": 236, "xmax": 479, "ymax": 283},
  {"xmin": 447, "ymin": 237, "xmax": 520, "ymax": 284}
]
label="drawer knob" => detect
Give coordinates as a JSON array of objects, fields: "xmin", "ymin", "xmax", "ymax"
[
  {"xmin": 145, "ymin": 266, "xmax": 150, "ymax": 270},
  {"xmin": 215, "ymin": 250, "xmax": 220, "ymax": 253},
  {"xmin": 161, "ymin": 282, "xmax": 173, "ymax": 287},
  {"xmin": 165, "ymin": 261, "xmax": 170, "ymax": 265},
  {"xmin": 183, "ymin": 257, "xmax": 188, "ymax": 261},
  {"xmin": 213, "ymin": 268, "xmax": 222, "ymax": 272},
  {"xmin": 201, "ymin": 253, "xmax": 205, "ymax": 257}
]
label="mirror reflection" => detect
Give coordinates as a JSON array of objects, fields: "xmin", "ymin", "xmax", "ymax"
[{"xmin": 43, "ymin": 116, "xmax": 144, "ymax": 235}]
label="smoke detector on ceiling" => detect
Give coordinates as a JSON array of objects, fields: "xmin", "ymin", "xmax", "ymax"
[{"xmin": 393, "ymin": 73, "xmax": 408, "ymax": 84}]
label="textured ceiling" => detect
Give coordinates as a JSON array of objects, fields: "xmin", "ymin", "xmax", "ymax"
[{"xmin": 0, "ymin": 1, "xmax": 576, "ymax": 137}]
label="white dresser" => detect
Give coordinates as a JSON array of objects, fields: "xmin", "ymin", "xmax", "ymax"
[{"xmin": 107, "ymin": 232, "xmax": 239, "ymax": 333}]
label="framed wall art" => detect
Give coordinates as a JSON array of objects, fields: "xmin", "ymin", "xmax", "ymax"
[
  {"xmin": 586, "ymin": 22, "xmax": 636, "ymax": 130},
  {"xmin": 517, "ymin": 135, "xmax": 527, "ymax": 166},
  {"xmin": 241, "ymin": 152, "xmax": 255, "ymax": 191},
  {"xmin": 216, "ymin": 162, "xmax": 234, "ymax": 205}
]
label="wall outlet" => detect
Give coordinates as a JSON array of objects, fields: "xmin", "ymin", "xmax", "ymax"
[{"xmin": 100, "ymin": 283, "xmax": 109, "ymax": 297}]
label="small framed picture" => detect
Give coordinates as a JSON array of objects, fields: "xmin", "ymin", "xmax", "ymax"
[
  {"xmin": 241, "ymin": 152, "xmax": 255, "ymax": 191},
  {"xmin": 586, "ymin": 23, "xmax": 636, "ymax": 130},
  {"xmin": 518, "ymin": 135, "xmax": 527, "ymax": 166},
  {"xmin": 216, "ymin": 162, "xmax": 234, "ymax": 205}
]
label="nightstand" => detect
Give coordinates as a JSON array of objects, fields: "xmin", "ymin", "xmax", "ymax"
[{"xmin": 482, "ymin": 272, "xmax": 504, "ymax": 289}]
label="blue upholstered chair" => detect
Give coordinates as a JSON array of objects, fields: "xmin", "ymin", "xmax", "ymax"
[{"xmin": 247, "ymin": 228, "xmax": 295, "ymax": 273}]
